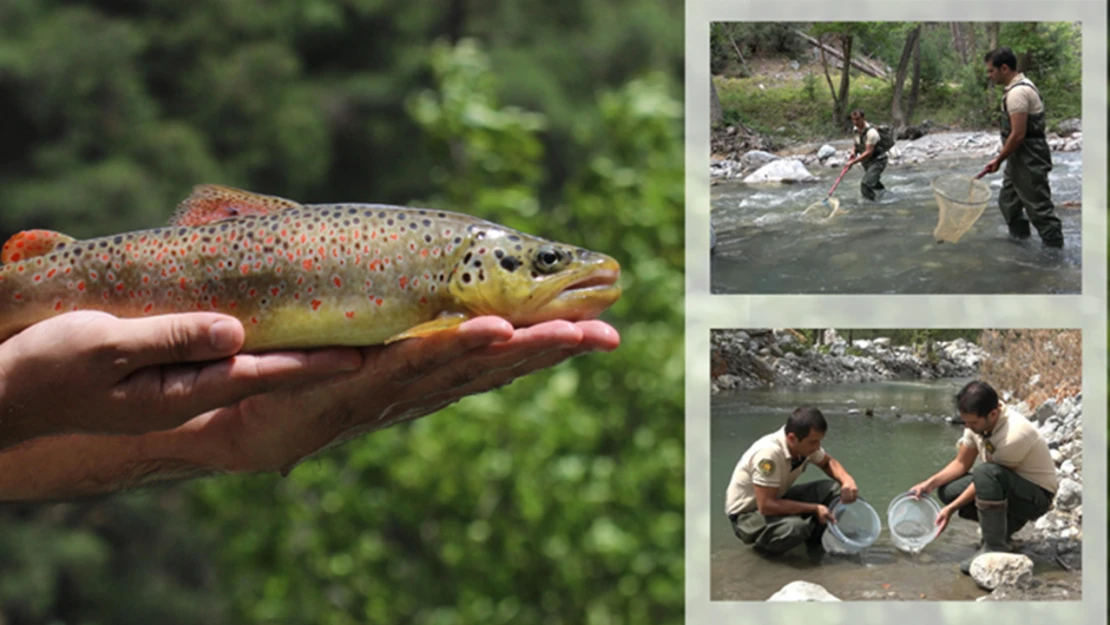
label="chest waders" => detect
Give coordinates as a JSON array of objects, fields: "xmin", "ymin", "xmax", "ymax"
[
  {"xmin": 855, "ymin": 125, "xmax": 888, "ymax": 201},
  {"xmin": 998, "ymin": 81, "xmax": 1063, "ymax": 247}
]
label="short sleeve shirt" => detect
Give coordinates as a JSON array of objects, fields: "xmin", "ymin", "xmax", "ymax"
[
  {"xmin": 1003, "ymin": 73, "xmax": 1045, "ymax": 115},
  {"xmin": 958, "ymin": 407, "xmax": 1057, "ymax": 494},
  {"xmin": 725, "ymin": 427, "xmax": 827, "ymax": 517},
  {"xmin": 854, "ymin": 125, "xmax": 880, "ymax": 148}
]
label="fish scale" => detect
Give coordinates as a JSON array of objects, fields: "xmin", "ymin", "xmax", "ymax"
[{"xmin": 0, "ymin": 185, "xmax": 621, "ymax": 351}]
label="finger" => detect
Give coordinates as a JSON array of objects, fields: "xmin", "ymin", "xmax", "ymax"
[
  {"xmin": 366, "ymin": 316, "xmax": 514, "ymax": 385},
  {"xmin": 103, "ymin": 313, "xmax": 249, "ymax": 371},
  {"xmin": 119, "ymin": 348, "xmax": 364, "ymax": 432}
]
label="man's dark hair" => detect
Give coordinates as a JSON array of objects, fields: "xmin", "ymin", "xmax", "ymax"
[
  {"xmin": 984, "ymin": 47, "xmax": 1018, "ymax": 72},
  {"xmin": 785, "ymin": 406, "xmax": 828, "ymax": 439},
  {"xmin": 955, "ymin": 380, "xmax": 1000, "ymax": 417},
  {"xmin": 850, "ymin": 108, "xmax": 866, "ymax": 118}
]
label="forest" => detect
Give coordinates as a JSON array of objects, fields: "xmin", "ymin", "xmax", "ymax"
[
  {"xmin": 710, "ymin": 22, "xmax": 1082, "ymax": 140},
  {"xmin": 0, "ymin": 2, "xmax": 685, "ymax": 624}
]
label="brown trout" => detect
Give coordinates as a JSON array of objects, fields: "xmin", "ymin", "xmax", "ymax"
[{"xmin": 0, "ymin": 185, "xmax": 621, "ymax": 351}]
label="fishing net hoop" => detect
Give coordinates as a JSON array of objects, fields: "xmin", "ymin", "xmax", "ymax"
[{"xmin": 931, "ymin": 174, "xmax": 992, "ymax": 244}]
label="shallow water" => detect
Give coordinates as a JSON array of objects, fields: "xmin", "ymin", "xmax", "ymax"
[
  {"xmin": 709, "ymin": 378, "xmax": 1072, "ymax": 601},
  {"xmin": 710, "ymin": 153, "xmax": 1081, "ymax": 294}
]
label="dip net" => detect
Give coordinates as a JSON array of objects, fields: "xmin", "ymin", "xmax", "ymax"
[{"xmin": 931, "ymin": 174, "xmax": 992, "ymax": 244}]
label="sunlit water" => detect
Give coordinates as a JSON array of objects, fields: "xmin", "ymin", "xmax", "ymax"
[
  {"xmin": 710, "ymin": 154, "xmax": 1081, "ymax": 294},
  {"xmin": 709, "ymin": 378, "xmax": 1070, "ymax": 601}
]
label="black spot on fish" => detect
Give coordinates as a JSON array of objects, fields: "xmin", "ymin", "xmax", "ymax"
[
  {"xmin": 113, "ymin": 236, "xmax": 123, "ymax": 244},
  {"xmin": 424, "ymin": 234, "xmax": 432, "ymax": 243},
  {"xmin": 410, "ymin": 223, "xmax": 417, "ymax": 230},
  {"xmin": 398, "ymin": 213, "xmax": 406, "ymax": 220},
  {"xmin": 464, "ymin": 251, "xmax": 473, "ymax": 264},
  {"xmin": 508, "ymin": 235, "xmax": 521, "ymax": 242},
  {"xmin": 99, "ymin": 241, "xmax": 107, "ymax": 248},
  {"xmin": 343, "ymin": 220, "xmax": 350, "ymax": 227},
  {"xmin": 348, "ymin": 208, "xmax": 357, "ymax": 215},
  {"xmin": 422, "ymin": 219, "xmax": 431, "ymax": 227},
  {"xmin": 387, "ymin": 219, "xmax": 395, "ymax": 226},
  {"xmin": 56, "ymin": 243, "xmax": 66, "ymax": 250},
  {"xmin": 494, "ymin": 249, "xmax": 504, "ymax": 259},
  {"xmin": 437, "ymin": 212, "xmax": 446, "ymax": 218},
  {"xmin": 514, "ymin": 245, "xmax": 523, "ymax": 251},
  {"xmin": 73, "ymin": 249, "xmax": 82, "ymax": 256},
  {"xmin": 178, "ymin": 228, "xmax": 187, "ymax": 236},
  {"xmin": 500, "ymin": 256, "xmax": 520, "ymax": 272},
  {"xmin": 87, "ymin": 244, "xmax": 95, "ymax": 250},
  {"xmin": 378, "ymin": 212, "xmax": 386, "ymax": 219},
  {"xmin": 478, "ymin": 269, "xmax": 485, "ymax": 281},
  {"xmin": 462, "ymin": 273, "xmax": 471, "ymax": 283},
  {"xmin": 454, "ymin": 237, "xmax": 462, "ymax": 245}
]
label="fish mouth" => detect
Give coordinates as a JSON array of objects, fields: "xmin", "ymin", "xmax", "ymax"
[{"xmin": 518, "ymin": 256, "xmax": 622, "ymax": 325}]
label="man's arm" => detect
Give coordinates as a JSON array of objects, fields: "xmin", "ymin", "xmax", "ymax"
[
  {"xmin": 848, "ymin": 143, "xmax": 875, "ymax": 167},
  {"xmin": 817, "ymin": 454, "xmax": 858, "ymax": 503},
  {"xmin": 753, "ymin": 484, "xmax": 832, "ymax": 522},
  {"xmin": 986, "ymin": 111, "xmax": 1028, "ymax": 172}
]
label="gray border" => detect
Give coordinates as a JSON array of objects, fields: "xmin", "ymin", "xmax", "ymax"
[{"xmin": 686, "ymin": 2, "xmax": 1106, "ymax": 623}]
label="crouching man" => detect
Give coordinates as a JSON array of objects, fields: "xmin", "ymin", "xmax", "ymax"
[{"xmin": 724, "ymin": 406, "xmax": 860, "ymax": 556}]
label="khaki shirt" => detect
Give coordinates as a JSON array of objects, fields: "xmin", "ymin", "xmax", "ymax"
[
  {"xmin": 1003, "ymin": 73, "xmax": 1045, "ymax": 115},
  {"xmin": 725, "ymin": 427, "xmax": 827, "ymax": 517},
  {"xmin": 854, "ymin": 124, "xmax": 880, "ymax": 151},
  {"xmin": 958, "ymin": 408, "xmax": 1057, "ymax": 494}
]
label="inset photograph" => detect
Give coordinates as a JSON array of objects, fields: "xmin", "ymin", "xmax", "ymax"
[
  {"xmin": 710, "ymin": 328, "xmax": 1082, "ymax": 601},
  {"xmin": 708, "ymin": 22, "xmax": 1082, "ymax": 294}
]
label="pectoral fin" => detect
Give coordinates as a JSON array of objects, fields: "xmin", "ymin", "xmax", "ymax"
[
  {"xmin": 1, "ymin": 230, "xmax": 77, "ymax": 264},
  {"xmin": 384, "ymin": 314, "xmax": 468, "ymax": 344},
  {"xmin": 169, "ymin": 184, "xmax": 304, "ymax": 226}
]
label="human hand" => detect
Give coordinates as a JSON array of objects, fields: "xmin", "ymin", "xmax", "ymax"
[
  {"xmin": 909, "ymin": 481, "xmax": 933, "ymax": 498},
  {"xmin": 839, "ymin": 479, "xmax": 859, "ymax": 504},
  {"xmin": 180, "ymin": 317, "xmax": 620, "ymax": 475},
  {"xmin": 983, "ymin": 158, "xmax": 1001, "ymax": 174},
  {"xmin": 934, "ymin": 506, "xmax": 954, "ymax": 535},
  {"xmin": 0, "ymin": 311, "xmax": 361, "ymax": 449},
  {"xmin": 816, "ymin": 504, "xmax": 836, "ymax": 525}
]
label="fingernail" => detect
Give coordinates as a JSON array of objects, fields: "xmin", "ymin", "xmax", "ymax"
[{"xmin": 209, "ymin": 320, "xmax": 239, "ymax": 351}]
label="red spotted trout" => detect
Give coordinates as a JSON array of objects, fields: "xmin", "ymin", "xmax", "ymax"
[{"xmin": 0, "ymin": 185, "xmax": 621, "ymax": 351}]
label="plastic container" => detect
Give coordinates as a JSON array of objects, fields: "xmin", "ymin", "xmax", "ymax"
[
  {"xmin": 887, "ymin": 491, "xmax": 942, "ymax": 554},
  {"xmin": 820, "ymin": 496, "xmax": 881, "ymax": 555}
]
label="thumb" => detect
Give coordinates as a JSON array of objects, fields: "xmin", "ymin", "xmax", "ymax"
[{"xmin": 107, "ymin": 313, "xmax": 247, "ymax": 371}]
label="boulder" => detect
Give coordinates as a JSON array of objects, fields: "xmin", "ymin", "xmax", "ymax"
[
  {"xmin": 817, "ymin": 144, "xmax": 836, "ymax": 160},
  {"xmin": 743, "ymin": 159, "xmax": 818, "ymax": 184},
  {"xmin": 969, "ymin": 553, "xmax": 1034, "ymax": 591},
  {"xmin": 1055, "ymin": 478, "xmax": 1081, "ymax": 511},
  {"xmin": 766, "ymin": 581, "xmax": 841, "ymax": 602}
]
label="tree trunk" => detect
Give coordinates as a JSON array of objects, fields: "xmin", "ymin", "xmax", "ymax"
[
  {"xmin": 711, "ymin": 80, "xmax": 723, "ymax": 126},
  {"xmin": 891, "ymin": 24, "xmax": 921, "ymax": 131},
  {"xmin": 818, "ymin": 39, "xmax": 839, "ymax": 125},
  {"xmin": 987, "ymin": 22, "xmax": 999, "ymax": 51},
  {"xmin": 907, "ymin": 31, "xmax": 922, "ymax": 120},
  {"xmin": 836, "ymin": 34, "xmax": 852, "ymax": 127},
  {"xmin": 966, "ymin": 22, "xmax": 979, "ymax": 62},
  {"xmin": 795, "ymin": 30, "xmax": 886, "ymax": 78}
]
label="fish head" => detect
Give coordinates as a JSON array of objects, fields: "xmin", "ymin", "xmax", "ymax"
[{"xmin": 445, "ymin": 226, "xmax": 621, "ymax": 326}]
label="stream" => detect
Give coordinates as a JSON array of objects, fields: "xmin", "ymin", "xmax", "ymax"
[{"xmin": 709, "ymin": 153, "xmax": 1081, "ymax": 294}]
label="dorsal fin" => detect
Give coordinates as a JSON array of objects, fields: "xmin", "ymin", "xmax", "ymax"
[
  {"xmin": 169, "ymin": 184, "xmax": 305, "ymax": 226},
  {"xmin": 1, "ymin": 230, "xmax": 77, "ymax": 264}
]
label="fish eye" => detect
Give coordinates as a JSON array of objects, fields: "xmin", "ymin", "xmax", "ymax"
[{"xmin": 534, "ymin": 246, "xmax": 565, "ymax": 274}]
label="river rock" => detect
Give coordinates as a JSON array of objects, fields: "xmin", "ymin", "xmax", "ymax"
[
  {"xmin": 766, "ymin": 581, "xmax": 841, "ymax": 602},
  {"xmin": 1055, "ymin": 118, "xmax": 1081, "ymax": 136},
  {"xmin": 1055, "ymin": 478, "xmax": 1081, "ymax": 511},
  {"xmin": 1033, "ymin": 398, "xmax": 1057, "ymax": 424},
  {"xmin": 742, "ymin": 159, "xmax": 818, "ymax": 184},
  {"xmin": 969, "ymin": 553, "xmax": 1034, "ymax": 590},
  {"xmin": 817, "ymin": 144, "xmax": 836, "ymax": 160},
  {"xmin": 740, "ymin": 150, "xmax": 780, "ymax": 169}
]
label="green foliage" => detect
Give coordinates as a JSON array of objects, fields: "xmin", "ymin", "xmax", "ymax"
[
  {"xmin": 184, "ymin": 41, "xmax": 684, "ymax": 625},
  {"xmin": 710, "ymin": 22, "xmax": 809, "ymax": 75}
]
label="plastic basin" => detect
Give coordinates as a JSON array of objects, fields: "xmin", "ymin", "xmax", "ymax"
[
  {"xmin": 821, "ymin": 496, "xmax": 881, "ymax": 554},
  {"xmin": 887, "ymin": 491, "xmax": 942, "ymax": 554}
]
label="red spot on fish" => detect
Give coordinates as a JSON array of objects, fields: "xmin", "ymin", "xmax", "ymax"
[
  {"xmin": 270, "ymin": 287, "xmax": 280, "ymax": 297},
  {"xmin": 179, "ymin": 277, "xmax": 187, "ymax": 289},
  {"xmin": 144, "ymin": 303, "xmax": 153, "ymax": 313},
  {"xmin": 294, "ymin": 293, "xmax": 300, "ymax": 300},
  {"xmin": 210, "ymin": 296, "xmax": 219, "ymax": 308},
  {"xmin": 311, "ymin": 299, "xmax": 322, "ymax": 311},
  {"xmin": 241, "ymin": 263, "xmax": 250, "ymax": 275},
  {"xmin": 64, "ymin": 267, "xmax": 71, "ymax": 274},
  {"xmin": 77, "ymin": 281, "xmax": 86, "ymax": 291},
  {"xmin": 398, "ymin": 276, "xmax": 408, "ymax": 290},
  {"xmin": 419, "ymin": 296, "xmax": 427, "ymax": 305},
  {"xmin": 375, "ymin": 297, "xmax": 383, "ymax": 306},
  {"xmin": 390, "ymin": 233, "xmax": 398, "ymax": 240},
  {"xmin": 8, "ymin": 253, "xmax": 20, "ymax": 262},
  {"xmin": 370, "ymin": 231, "xmax": 377, "ymax": 240},
  {"xmin": 281, "ymin": 229, "xmax": 288, "ymax": 237},
  {"xmin": 249, "ymin": 289, "xmax": 257, "ymax": 298},
  {"xmin": 302, "ymin": 259, "xmax": 313, "ymax": 271},
  {"xmin": 333, "ymin": 277, "xmax": 342, "ymax": 288},
  {"xmin": 142, "ymin": 276, "xmax": 150, "ymax": 284},
  {"xmin": 100, "ymin": 254, "xmax": 109, "ymax": 262},
  {"xmin": 251, "ymin": 316, "xmax": 259, "ymax": 325},
  {"xmin": 46, "ymin": 269, "xmax": 56, "ymax": 278},
  {"xmin": 54, "ymin": 300, "xmax": 62, "ymax": 311},
  {"xmin": 13, "ymin": 293, "xmax": 22, "ymax": 300},
  {"xmin": 115, "ymin": 283, "xmax": 125, "ymax": 292},
  {"xmin": 345, "ymin": 311, "xmax": 355, "ymax": 319},
  {"xmin": 16, "ymin": 265, "xmax": 24, "ymax": 273},
  {"xmin": 33, "ymin": 275, "xmax": 41, "ymax": 282},
  {"xmin": 89, "ymin": 271, "xmax": 98, "ymax": 280},
  {"xmin": 228, "ymin": 301, "xmax": 237, "ymax": 310},
  {"xmin": 421, "ymin": 249, "xmax": 428, "ymax": 257}
]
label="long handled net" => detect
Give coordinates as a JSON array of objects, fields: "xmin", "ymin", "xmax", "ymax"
[{"xmin": 931, "ymin": 173, "xmax": 992, "ymax": 243}]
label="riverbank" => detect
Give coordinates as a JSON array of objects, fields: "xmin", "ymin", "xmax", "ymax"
[
  {"xmin": 711, "ymin": 126, "xmax": 1083, "ymax": 183},
  {"xmin": 711, "ymin": 329, "xmax": 1083, "ymax": 601}
]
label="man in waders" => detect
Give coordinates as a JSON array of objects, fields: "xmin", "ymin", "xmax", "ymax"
[
  {"xmin": 725, "ymin": 406, "xmax": 860, "ymax": 556},
  {"xmin": 982, "ymin": 47, "xmax": 1064, "ymax": 248},
  {"xmin": 908, "ymin": 380, "xmax": 1057, "ymax": 575},
  {"xmin": 846, "ymin": 109, "xmax": 892, "ymax": 201}
]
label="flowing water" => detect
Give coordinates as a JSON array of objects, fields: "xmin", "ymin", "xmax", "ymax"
[
  {"xmin": 710, "ymin": 153, "xmax": 1081, "ymax": 294},
  {"xmin": 709, "ymin": 378, "xmax": 1071, "ymax": 601}
]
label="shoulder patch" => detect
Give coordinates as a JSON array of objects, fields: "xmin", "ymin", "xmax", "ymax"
[{"xmin": 757, "ymin": 459, "xmax": 775, "ymax": 476}]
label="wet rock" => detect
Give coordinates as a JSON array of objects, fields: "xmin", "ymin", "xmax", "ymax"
[
  {"xmin": 978, "ymin": 578, "xmax": 1080, "ymax": 601},
  {"xmin": 969, "ymin": 553, "xmax": 1034, "ymax": 591},
  {"xmin": 1034, "ymin": 398, "xmax": 1058, "ymax": 424},
  {"xmin": 742, "ymin": 159, "xmax": 818, "ymax": 184},
  {"xmin": 740, "ymin": 150, "xmax": 780, "ymax": 169},
  {"xmin": 1055, "ymin": 118, "xmax": 1081, "ymax": 136},
  {"xmin": 817, "ymin": 144, "xmax": 836, "ymax": 160},
  {"xmin": 767, "ymin": 580, "xmax": 841, "ymax": 602}
]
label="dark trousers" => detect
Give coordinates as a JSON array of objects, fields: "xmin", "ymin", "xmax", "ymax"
[
  {"xmin": 999, "ymin": 140, "xmax": 1062, "ymax": 246},
  {"xmin": 860, "ymin": 155, "xmax": 888, "ymax": 200},
  {"xmin": 936, "ymin": 462, "xmax": 1054, "ymax": 537},
  {"xmin": 729, "ymin": 479, "xmax": 842, "ymax": 555}
]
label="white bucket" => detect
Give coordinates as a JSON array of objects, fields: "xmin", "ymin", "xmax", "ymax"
[
  {"xmin": 820, "ymin": 496, "xmax": 881, "ymax": 555},
  {"xmin": 887, "ymin": 491, "xmax": 942, "ymax": 554}
]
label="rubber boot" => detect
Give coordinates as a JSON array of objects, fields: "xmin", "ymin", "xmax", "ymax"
[{"xmin": 960, "ymin": 498, "xmax": 1009, "ymax": 575}]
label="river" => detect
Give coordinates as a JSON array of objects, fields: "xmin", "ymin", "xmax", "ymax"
[
  {"xmin": 709, "ymin": 153, "xmax": 1081, "ymax": 294},
  {"xmin": 709, "ymin": 378, "xmax": 1073, "ymax": 601}
]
